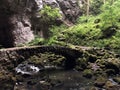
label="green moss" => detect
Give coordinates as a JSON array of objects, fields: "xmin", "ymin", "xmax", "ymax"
[
  {"xmin": 90, "ymin": 86, "xmax": 99, "ymax": 90},
  {"xmin": 96, "ymin": 58, "xmax": 120, "ymax": 75},
  {"xmin": 76, "ymin": 57, "xmax": 88, "ymax": 70},
  {"xmin": 82, "ymin": 69, "xmax": 93, "ymax": 78},
  {"xmin": 104, "ymin": 80, "xmax": 117, "ymax": 89},
  {"xmin": 28, "ymin": 52, "xmax": 66, "ymax": 67},
  {"xmin": 0, "ymin": 70, "xmax": 15, "ymax": 90},
  {"xmin": 105, "ymin": 69, "xmax": 116, "ymax": 75},
  {"xmin": 113, "ymin": 77, "xmax": 120, "ymax": 84},
  {"xmin": 94, "ymin": 76, "xmax": 107, "ymax": 88},
  {"xmin": 29, "ymin": 55, "xmax": 42, "ymax": 65},
  {"xmin": 45, "ymin": 4, "xmax": 120, "ymax": 48},
  {"xmin": 88, "ymin": 54, "xmax": 97, "ymax": 63}
]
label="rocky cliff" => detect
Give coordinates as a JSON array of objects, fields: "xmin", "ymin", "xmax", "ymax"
[{"xmin": 0, "ymin": 0, "xmax": 82, "ymax": 47}]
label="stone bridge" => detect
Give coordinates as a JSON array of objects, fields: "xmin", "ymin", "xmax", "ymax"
[{"xmin": 0, "ymin": 46, "xmax": 84, "ymax": 69}]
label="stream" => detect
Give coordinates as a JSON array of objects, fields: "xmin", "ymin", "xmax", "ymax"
[
  {"xmin": 13, "ymin": 49, "xmax": 120, "ymax": 90},
  {"xmin": 46, "ymin": 70, "xmax": 94, "ymax": 90},
  {"xmin": 14, "ymin": 62, "xmax": 95, "ymax": 90},
  {"xmin": 14, "ymin": 63, "xmax": 120, "ymax": 90}
]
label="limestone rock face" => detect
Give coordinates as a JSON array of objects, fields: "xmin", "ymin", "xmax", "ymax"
[
  {"xmin": 0, "ymin": 0, "xmax": 82, "ymax": 47},
  {"xmin": 10, "ymin": 15, "xmax": 34, "ymax": 46},
  {"xmin": 39, "ymin": 0, "xmax": 82, "ymax": 23},
  {"xmin": 32, "ymin": 0, "xmax": 83, "ymax": 38},
  {"xmin": 57, "ymin": 0, "xmax": 82, "ymax": 23},
  {"xmin": 0, "ymin": 0, "xmax": 34, "ymax": 47}
]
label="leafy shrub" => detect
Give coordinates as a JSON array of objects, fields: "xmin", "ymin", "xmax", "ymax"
[
  {"xmin": 90, "ymin": 0, "xmax": 103, "ymax": 15},
  {"xmin": 100, "ymin": 0, "xmax": 120, "ymax": 27},
  {"xmin": 98, "ymin": 0, "xmax": 120, "ymax": 38},
  {"xmin": 28, "ymin": 36, "xmax": 45, "ymax": 46},
  {"xmin": 32, "ymin": 0, "xmax": 120, "ymax": 50},
  {"xmin": 40, "ymin": 5, "xmax": 61, "ymax": 23}
]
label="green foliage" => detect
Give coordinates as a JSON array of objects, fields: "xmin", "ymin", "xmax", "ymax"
[
  {"xmin": 47, "ymin": 10, "xmax": 120, "ymax": 48},
  {"xmin": 29, "ymin": 0, "xmax": 120, "ymax": 50},
  {"xmin": 97, "ymin": 0, "xmax": 120, "ymax": 38},
  {"xmin": 28, "ymin": 36, "xmax": 45, "ymax": 46},
  {"xmin": 90, "ymin": 0, "xmax": 103, "ymax": 15},
  {"xmin": 40, "ymin": 5, "xmax": 61, "ymax": 23},
  {"xmin": 100, "ymin": 0, "xmax": 120, "ymax": 27},
  {"xmin": 46, "ymin": 25, "xmax": 68, "ymax": 46}
]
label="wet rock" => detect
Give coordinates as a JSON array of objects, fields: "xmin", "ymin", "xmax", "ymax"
[
  {"xmin": 27, "ymin": 80, "xmax": 37, "ymax": 85},
  {"xmin": 90, "ymin": 86, "xmax": 98, "ymax": 90},
  {"xmin": 82, "ymin": 69, "xmax": 93, "ymax": 78},
  {"xmin": 87, "ymin": 48, "xmax": 115, "ymax": 59},
  {"xmin": 96, "ymin": 58, "xmax": 120, "ymax": 75},
  {"xmin": 76, "ymin": 57, "xmax": 88, "ymax": 70},
  {"xmin": 89, "ymin": 63, "xmax": 100, "ymax": 71},
  {"xmin": 15, "ymin": 75, "xmax": 24, "ymax": 82},
  {"xmin": 37, "ymin": 80, "xmax": 52, "ymax": 90},
  {"xmin": 28, "ymin": 55, "xmax": 43, "ymax": 65},
  {"xmin": 106, "ymin": 85, "xmax": 120, "ymax": 90},
  {"xmin": 28, "ymin": 52, "xmax": 66, "ymax": 68},
  {"xmin": 113, "ymin": 77, "xmax": 120, "ymax": 84},
  {"xmin": 104, "ymin": 80, "xmax": 120, "ymax": 90},
  {"xmin": 0, "ymin": 70, "xmax": 16, "ymax": 90},
  {"xmin": 105, "ymin": 58, "xmax": 120, "ymax": 74},
  {"xmin": 88, "ymin": 54, "xmax": 97, "ymax": 63},
  {"xmin": 94, "ymin": 76, "xmax": 107, "ymax": 88},
  {"xmin": 105, "ymin": 69, "xmax": 116, "ymax": 75}
]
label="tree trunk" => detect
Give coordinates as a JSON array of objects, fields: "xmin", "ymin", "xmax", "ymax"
[{"xmin": 86, "ymin": 0, "xmax": 90, "ymax": 17}]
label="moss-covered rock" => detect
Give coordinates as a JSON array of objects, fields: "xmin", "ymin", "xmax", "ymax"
[
  {"xmin": 0, "ymin": 70, "xmax": 16, "ymax": 90},
  {"xmin": 96, "ymin": 58, "xmax": 120, "ymax": 75},
  {"xmin": 88, "ymin": 54, "xmax": 97, "ymax": 63},
  {"xmin": 28, "ymin": 52, "xmax": 66, "ymax": 67},
  {"xmin": 82, "ymin": 69, "xmax": 93, "ymax": 78},
  {"xmin": 75, "ymin": 57, "xmax": 88, "ymax": 70},
  {"xmin": 94, "ymin": 76, "xmax": 107, "ymax": 88},
  {"xmin": 75, "ymin": 47, "xmax": 120, "ymax": 78},
  {"xmin": 0, "ymin": 45, "xmax": 120, "ymax": 89},
  {"xmin": 90, "ymin": 86, "xmax": 98, "ymax": 90},
  {"xmin": 103, "ymin": 80, "xmax": 120, "ymax": 90},
  {"xmin": 105, "ymin": 69, "xmax": 116, "ymax": 75},
  {"xmin": 28, "ymin": 55, "xmax": 42, "ymax": 65},
  {"xmin": 113, "ymin": 77, "xmax": 120, "ymax": 84}
]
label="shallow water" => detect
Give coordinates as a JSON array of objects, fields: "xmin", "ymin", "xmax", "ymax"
[
  {"xmin": 48, "ymin": 70, "xmax": 94, "ymax": 90},
  {"xmin": 14, "ymin": 68, "xmax": 95, "ymax": 90},
  {"xmin": 14, "ymin": 61, "xmax": 120, "ymax": 90}
]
